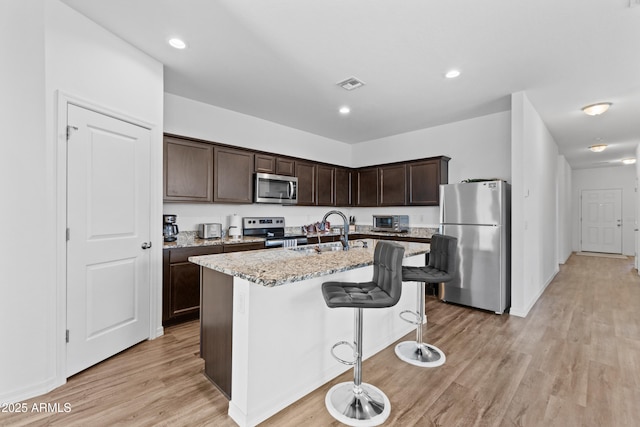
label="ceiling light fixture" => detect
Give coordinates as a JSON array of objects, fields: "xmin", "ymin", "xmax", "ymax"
[
  {"xmin": 168, "ymin": 38, "xmax": 187, "ymax": 49},
  {"xmin": 339, "ymin": 106, "xmax": 351, "ymax": 115},
  {"xmin": 445, "ymin": 69, "xmax": 461, "ymax": 79},
  {"xmin": 588, "ymin": 144, "xmax": 608, "ymax": 152},
  {"xmin": 582, "ymin": 102, "xmax": 611, "ymax": 116},
  {"xmin": 622, "ymin": 158, "xmax": 636, "ymax": 165}
]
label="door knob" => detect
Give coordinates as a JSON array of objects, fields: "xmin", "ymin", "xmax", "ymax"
[{"xmin": 141, "ymin": 242, "xmax": 152, "ymax": 249}]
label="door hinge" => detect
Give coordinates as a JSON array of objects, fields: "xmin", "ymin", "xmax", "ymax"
[
  {"xmin": 66, "ymin": 329, "xmax": 69, "ymax": 343},
  {"xmin": 66, "ymin": 228, "xmax": 70, "ymax": 241},
  {"xmin": 66, "ymin": 125, "xmax": 78, "ymax": 140}
]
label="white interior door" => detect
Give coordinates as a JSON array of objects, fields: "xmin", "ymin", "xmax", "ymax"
[
  {"xmin": 580, "ymin": 189, "xmax": 622, "ymax": 254},
  {"xmin": 66, "ymin": 104, "xmax": 151, "ymax": 376}
]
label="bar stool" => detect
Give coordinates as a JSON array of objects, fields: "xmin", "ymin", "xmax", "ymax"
[
  {"xmin": 395, "ymin": 234, "xmax": 457, "ymax": 368},
  {"xmin": 321, "ymin": 241, "xmax": 405, "ymax": 426}
]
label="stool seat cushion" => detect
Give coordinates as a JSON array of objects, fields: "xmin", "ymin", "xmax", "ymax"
[
  {"xmin": 322, "ymin": 241, "xmax": 405, "ymax": 309},
  {"xmin": 323, "ymin": 281, "xmax": 397, "ymax": 308},
  {"xmin": 402, "ymin": 265, "xmax": 453, "ymax": 283}
]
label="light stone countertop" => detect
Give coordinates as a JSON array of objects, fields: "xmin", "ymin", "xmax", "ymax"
[
  {"xmin": 163, "ymin": 232, "xmax": 264, "ymax": 249},
  {"xmin": 189, "ymin": 239, "xmax": 429, "ymax": 287}
]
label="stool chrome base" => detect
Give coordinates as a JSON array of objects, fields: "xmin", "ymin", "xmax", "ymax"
[
  {"xmin": 394, "ymin": 341, "xmax": 446, "ymax": 368},
  {"xmin": 325, "ymin": 382, "xmax": 391, "ymax": 426}
]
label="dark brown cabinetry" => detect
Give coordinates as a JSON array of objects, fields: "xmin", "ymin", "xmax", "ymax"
[
  {"xmin": 163, "ymin": 133, "xmax": 449, "ymax": 207},
  {"xmin": 295, "ymin": 161, "xmax": 316, "ymax": 206},
  {"xmin": 316, "ymin": 165, "xmax": 335, "ymax": 206},
  {"xmin": 355, "ymin": 167, "xmax": 379, "ymax": 207},
  {"xmin": 254, "ymin": 154, "xmax": 296, "ymax": 176},
  {"xmin": 407, "ymin": 157, "xmax": 449, "ymax": 205},
  {"xmin": 163, "ymin": 246, "xmax": 223, "ymax": 326},
  {"xmin": 214, "ymin": 146, "xmax": 254, "ymax": 203},
  {"xmin": 335, "ymin": 167, "xmax": 352, "ymax": 207},
  {"xmin": 379, "ymin": 164, "xmax": 407, "ymax": 206},
  {"xmin": 164, "ymin": 136, "xmax": 214, "ymax": 202},
  {"xmin": 163, "ymin": 242, "xmax": 265, "ymax": 327}
]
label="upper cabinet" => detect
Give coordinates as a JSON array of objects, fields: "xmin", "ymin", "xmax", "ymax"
[
  {"xmin": 254, "ymin": 154, "xmax": 296, "ymax": 176},
  {"xmin": 355, "ymin": 167, "xmax": 379, "ymax": 207},
  {"xmin": 163, "ymin": 133, "xmax": 449, "ymax": 207},
  {"xmin": 407, "ymin": 157, "xmax": 450, "ymax": 205},
  {"xmin": 335, "ymin": 167, "xmax": 352, "ymax": 207},
  {"xmin": 164, "ymin": 136, "xmax": 214, "ymax": 203},
  {"xmin": 295, "ymin": 161, "xmax": 316, "ymax": 206},
  {"xmin": 379, "ymin": 164, "xmax": 407, "ymax": 206},
  {"xmin": 316, "ymin": 165, "xmax": 335, "ymax": 206},
  {"xmin": 213, "ymin": 146, "xmax": 254, "ymax": 203}
]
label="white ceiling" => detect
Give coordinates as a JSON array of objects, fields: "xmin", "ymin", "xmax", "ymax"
[{"xmin": 61, "ymin": 0, "xmax": 640, "ymax": 169}]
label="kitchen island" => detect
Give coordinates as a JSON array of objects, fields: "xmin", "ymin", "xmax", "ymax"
[{"xmin": 189, "ymin": 239, "xmax": 430, "ymax": 427}]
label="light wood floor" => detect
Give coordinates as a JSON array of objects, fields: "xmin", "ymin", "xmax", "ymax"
[{"xmin": 2, "ymin": 254, "xmax": 639, "ymax": 427}]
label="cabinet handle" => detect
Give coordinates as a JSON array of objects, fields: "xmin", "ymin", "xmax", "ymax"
[{"xmin": 141, "ymin": 242, "xmax": 152, "ymax": 249}]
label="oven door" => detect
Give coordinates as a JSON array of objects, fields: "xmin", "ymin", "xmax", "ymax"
[
  {"xmin": 373, "ymin": 215, "xmax": 393, "ymax": 231},
  {"xmin": 255, "ymin": 173, "xmax": 298, "ymax": 205}
]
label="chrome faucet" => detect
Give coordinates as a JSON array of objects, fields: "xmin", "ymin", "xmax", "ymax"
[{"xmin": 322, "ymin": 210, "xmax": 349, "ymax": 250}]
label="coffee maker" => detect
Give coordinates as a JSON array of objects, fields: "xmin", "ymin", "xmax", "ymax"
[{"xmin": 163, "ymin": 214, "xmax": 179, "ymax": 242}]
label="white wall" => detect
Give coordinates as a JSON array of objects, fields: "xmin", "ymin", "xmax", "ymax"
[
  {"xmin": 557, "ymin": 156, "xmax": 573, "ymax": 263},
  {"xmin": 0, "ymin": 0, "xmax": 50, "ymax": 404},
  {"xmin": 349, "ymin": 112, "xmax": 512, "ymax": 226},
  {"xmin": 571, "ymin": 166, "xmax": 636, "ymax": 256},
  {"xmin": 164, "ymin": 93, "xmax": 357, "ymax": 230},
  {"xmin": 510, "ymin": 92, "xmax": 560, "ymax": 317},
  {"xmin": 0, "ymin": 0, "xmax": 164, "ymax": 404}
]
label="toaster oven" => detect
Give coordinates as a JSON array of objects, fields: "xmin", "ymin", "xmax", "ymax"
[{"xmin": 372, "ymin": 215, "xmax": 409, "ymax": 232}]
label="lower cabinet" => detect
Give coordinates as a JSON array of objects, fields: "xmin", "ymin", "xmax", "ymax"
[
  {"xmin": 162, "ymin": 242, "xmax": 265, "ymax": 326},
  {"xmin": 163, "ymin": 246, "xmax": 223, "ymax": 326}
]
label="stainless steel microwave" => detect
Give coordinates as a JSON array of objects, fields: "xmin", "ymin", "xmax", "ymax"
[
  {"xmin": 254, "ymin": 173, "xmax": 298, "ymax": 205},
  {"xmin": 372, "ymin": 215, "xmax": 409, "ymax": 232}
]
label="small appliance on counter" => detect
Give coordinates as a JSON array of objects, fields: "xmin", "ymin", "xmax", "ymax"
[
  {"xmin": 198, "ymin": 223, "xmax": 222, "ymax": 239},
  {"xmin": 163, "ymin": 214, "xmax": 179, "ymax": 242},
  {"xmin": 228, "ymin": 214, "xmax": 243, "ymax": 240},
  {"xmin": 372, "ymin": 215, "xmax": 409, "ymax": 233}
]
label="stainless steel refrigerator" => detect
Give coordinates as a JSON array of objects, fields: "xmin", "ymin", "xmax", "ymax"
[{"xmin": 439, "ymin": 180, "xmax": 511, "ymax": 314}]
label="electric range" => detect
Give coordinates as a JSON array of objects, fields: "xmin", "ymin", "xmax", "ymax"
[{"xmin": 242, "ymin": 216, "xmax": 308, "ymax": 248}]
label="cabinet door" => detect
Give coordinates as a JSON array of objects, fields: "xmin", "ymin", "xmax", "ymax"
[
  {"xmin": 276, "ymin": 158, "xmax": 295, "ymax": 176},
  {"xmin": 316, "ymin": 165, "xmax": 335, "ymax": 206},
  {"xmin": 214, "ymin": 146, "xmax": 255, "ymax": 203},
  {"xmin": 164, "ymin": 136, "xmax": 214, "ymax": 202},
  {"xmin": 379, "ymin": 164, "xmax": 407, "ymax": 206},
  {"xmin": 407, "ymin": 159, "xmax": 444, "ymax": 205},
  {"xmin": 223, "ymin": 242, "xmax": 265, "ymax": 252},
  {"xmin": 254, "ymin": 154, "xmax": 275, "ymax": 174},
  {"xmin": 168, "ymin": 262, "xmax": 201, "ymax": 319},
  {"xmin": 296, "ymin": 161, "xmax": 316, "ymax": 205},
  {"xmin": 335, "ymin": 167, "xmax": 352, "ymax": 207},
  {"xmin": 163, "ymin": 246, "xmax": 223, "ymax": 326},
  {"xmin": 355, "ymin": 167, "xmax": 379, "ymax": 207}
]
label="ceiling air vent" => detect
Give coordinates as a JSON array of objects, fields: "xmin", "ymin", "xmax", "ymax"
[{"xmin": 337, "ymin": 76, "xmax": 366, "ymax": 91}]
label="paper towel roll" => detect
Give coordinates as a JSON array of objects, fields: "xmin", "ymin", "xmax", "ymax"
[{"xmin": 228, "ymin": 214, "xmax": 242, "ymax": 240}]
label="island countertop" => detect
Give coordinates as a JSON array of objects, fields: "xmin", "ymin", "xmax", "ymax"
[{"xmin": 189, "ymin": 239, "xmax": 429, "ymax": 287}]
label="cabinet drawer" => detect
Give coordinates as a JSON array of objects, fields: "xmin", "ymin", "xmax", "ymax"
[
  {"xmin": 168, "ymin": 246, "xmax": 223, "ymax": 263},
  {"xmin": 223, "ymin": 242, "xmax": 265, "ymax": 253}
]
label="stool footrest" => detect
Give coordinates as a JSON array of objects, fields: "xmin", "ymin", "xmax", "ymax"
[
  {"xmin": 331, "ymin": 340, "xmax": 358, "ymax": 365},
  {"xmin": 399, "ymin": 309, "xmax": 421, "ymax": 326}
]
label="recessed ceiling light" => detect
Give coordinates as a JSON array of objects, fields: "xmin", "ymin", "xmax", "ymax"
[
  {"xmin": 339, "ymin": 106, "xmax": 351, "ymax": 114},
  {"xmin": 622, "ymin": 158, "xmax": 636, "ymax": 165},
  {"xmin": 445, "ymin": 70, "xmax": 461, "ymax": 79},
  {"xmin": 588, "ymin": 144, "xmax": 608, "ymax": 152},
  {"xmin": 168, "ymin": 38, "xmax": 187, "ymax": 49},
  {"xmin": 582, "ymin": 102, "xmax": 611, "ymax": 116}
]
